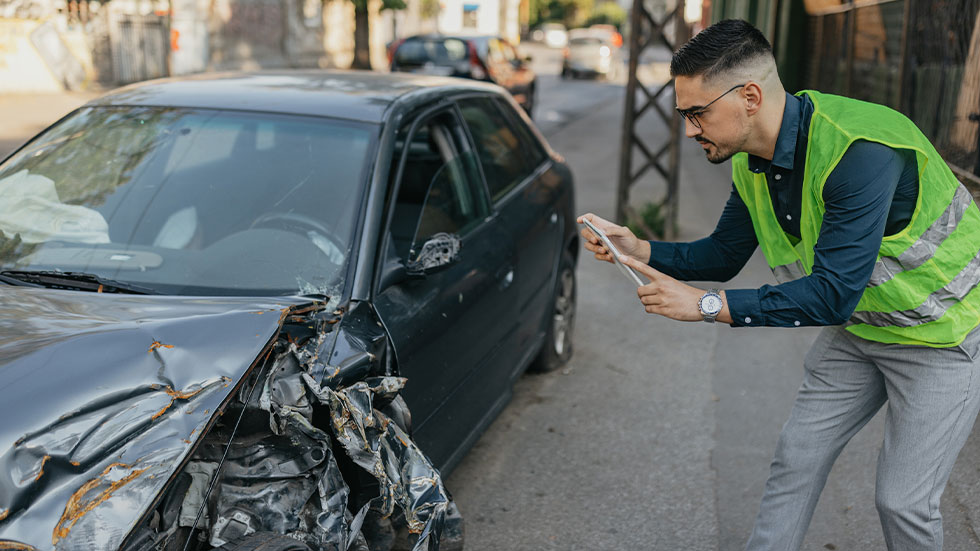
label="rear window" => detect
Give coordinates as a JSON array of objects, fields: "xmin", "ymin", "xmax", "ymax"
[
  {"xmin": 394, "ymin": 38, "xmax": 469, "ymax": 66},
  {"xmin": 458, "ymin": 97, "xmax": 546, "ymax": 202},
  {"xmin": 569, "ymin": 37, "xmax": 603, "ymax": 46}
]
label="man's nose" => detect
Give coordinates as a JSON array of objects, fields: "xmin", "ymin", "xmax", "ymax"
[{"xmin": 684, "ymin": 118, "xmax": 702, "ymax": 138}]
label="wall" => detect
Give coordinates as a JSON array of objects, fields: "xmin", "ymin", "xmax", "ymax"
[{"xmin": 0, "ymin": 17, "xmax": 92, "ymax": 92}]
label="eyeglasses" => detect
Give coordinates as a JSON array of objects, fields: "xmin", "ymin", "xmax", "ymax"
[{"xmin": 676, "ymin": 84, "xmax": 746, "ymax": 129}]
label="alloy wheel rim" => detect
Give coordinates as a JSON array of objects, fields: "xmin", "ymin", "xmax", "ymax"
[{"xmin": 552, "ymin": 268, "xmax": 575, "ymax": 356}]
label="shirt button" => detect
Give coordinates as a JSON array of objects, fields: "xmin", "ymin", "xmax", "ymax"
[
  {"xmin": 774, "ymin": 173, "xmax": 782, "ymax": 181},
  {"xmin": 786, "ymin": 214, "xmax": 792, "ymax": 220},
  {"xmin": 744, "ymin": 317, "xmax": 752, "ymax": 324},
  {"xmin": 794, "ymin": 320, "xmax": 801, "ymax": 326}
]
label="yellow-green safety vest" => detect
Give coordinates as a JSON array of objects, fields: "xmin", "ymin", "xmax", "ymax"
[{"xmin": 732, "ymin": 90, "xmax": 980, "ymax": 347}]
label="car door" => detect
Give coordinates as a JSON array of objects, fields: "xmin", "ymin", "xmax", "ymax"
[
  {"xmin": 457, "ymin": 95, "xmax": 563, "ymax": 374},
  {"xmin": 373, "ymin": 105, "xmax": 520, "ymax": 470}
]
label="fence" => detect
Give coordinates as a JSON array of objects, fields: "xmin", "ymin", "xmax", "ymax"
[
  {"xmin": 803, "ymin": 0, "xmax": 980, "ymax": 184},
  {"xmin": 110, "ymin": 14, "xmax": 169, "ymax": 84}
]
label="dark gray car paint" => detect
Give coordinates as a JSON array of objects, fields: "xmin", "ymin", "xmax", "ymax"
[
  {"xmin": 0, "ymin": 286, "xmax": 306, "ymax": 550},
  {"xmin": 0, "ymin": 70, "xmax": 576, "ymax": 550}
]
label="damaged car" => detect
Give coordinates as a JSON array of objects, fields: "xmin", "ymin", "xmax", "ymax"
[{"xmin": 0, "ymin": 70, "xmax": 578, "ymax": 551}]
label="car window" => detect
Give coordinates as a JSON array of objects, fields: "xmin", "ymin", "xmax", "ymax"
[
  {"xmin": 498, "ymin": 39, "xmax": 517, "ymax": 62},
  {"xmin": 569, "ymin": 37, "xmax": 603, "ymax": 46},
  {"xmin": 486, "ymin": 39, "xmax": 506, "ymax": 65},
  {"xmin": 458, "ymin": 97, "xmax": 545, "ymax": 202},
  {"xmin": 388, "ymin": 110, "xmax": 488, "ymax": 260},
  {"xmin": 493, "ymin": 97, "xmax": 548, "ymax": 166},
  {"xmin": 0, "ymin": 106, "xmax": 375, "ymax": 297},
  {"xmin": 394, "ymin": 38, "xmax": 468, "ymax": 66}
]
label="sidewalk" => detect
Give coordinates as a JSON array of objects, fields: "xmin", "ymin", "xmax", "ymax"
[{"xmin": 0, "ymin": 91, "xmax": 102, "ymax": 158}]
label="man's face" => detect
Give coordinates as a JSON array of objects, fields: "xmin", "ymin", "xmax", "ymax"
[{"xmin": 674, "ymin": 75, "xmax": 748, "ymax": 164}]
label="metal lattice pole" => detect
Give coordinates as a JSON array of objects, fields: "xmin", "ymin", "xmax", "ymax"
[{"xmin": 617, "ymin": 0, "xmax": 688, "ymax": 239}]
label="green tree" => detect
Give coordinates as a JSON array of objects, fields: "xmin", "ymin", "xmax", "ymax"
[
  {"xmin": 585, "ymin": 1, "xmax": 626, "ymax": 29},
  {"xmin": 351, "ymin": 0, "xmax": 406, "ymax": 69},
  {"xmin": 535, "ymin": 0, "xmax": 594, "ymax": 28}
]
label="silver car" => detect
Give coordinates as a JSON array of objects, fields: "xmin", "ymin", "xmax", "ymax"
[{"xmin": 561, "ymin": 34, "xmax": 617, "ymax": 79}]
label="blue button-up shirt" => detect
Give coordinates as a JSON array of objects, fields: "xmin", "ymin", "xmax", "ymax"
[{"xmin": 648, "ymin": 92, "xmax": 919, "ymax": 327}]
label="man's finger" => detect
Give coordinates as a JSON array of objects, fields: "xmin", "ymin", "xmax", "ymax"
[
  {"xmin": 620, "ymin": 255, "xmax": 662, "ymax": 282},
  {"xmin": 578, "ymin": 212, "xmax": 616, "ymax": 232},
  {"xmin": 579, "ymin": 226, "xmax": 602, "ymax": 246}
]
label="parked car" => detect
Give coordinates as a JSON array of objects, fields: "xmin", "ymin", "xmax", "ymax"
[
  {"xmin": 0, "ymin": 71, "xmax": 578, "ymax": 551},
  {"xmin": 588, "ymin": 23, "xmax": 624, "ymax": 49},
  {"xmin": 562, "ymin": 32, "xmax": 619, "ymax": 79},
  {"xmin": 389, "ymin": 34, "xmax": 538, "ymax": 116}
]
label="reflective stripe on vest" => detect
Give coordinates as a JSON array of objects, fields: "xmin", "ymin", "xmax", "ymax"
[
  {"xmin": 772, "ymin": 261, "xmax": 806, "ymax": 284},
  {"xmin": 867, "ymin": 184, "xmax": 975, "ymax": 288},
  {"xmin": 850, "ymin": 240, "xmax": 980, "ymax": 327}
]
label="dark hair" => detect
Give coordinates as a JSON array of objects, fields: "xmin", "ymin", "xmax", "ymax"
[{"xmin": 670, "ymin": 19, "xmax": 773, "ymax": 79}]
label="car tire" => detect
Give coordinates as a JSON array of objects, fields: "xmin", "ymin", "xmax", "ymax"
[
  {"xmin": 215, "ymin": 532, "xmax": 312, "ymax": 551},
  {"xmin": 530, "ymin": 253, "xmax": 576, "ymax": 373}
]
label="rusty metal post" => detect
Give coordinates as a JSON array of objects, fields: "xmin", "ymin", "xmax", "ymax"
[
  {"xmin": 616, "ymin": 0, "xmax": 687, "ymax": 239},
  {"xmin": 664, "ymin": 6, "xmax": 690, "ymax": 239},
  {"xmin": 616, "ymin": 0, "xmax": 644, "ymax": 227}
]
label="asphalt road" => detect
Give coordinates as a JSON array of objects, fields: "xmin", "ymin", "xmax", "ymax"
[{"xmin": 445, "ymin": 42, "xmax": 980, "ymax": 550}]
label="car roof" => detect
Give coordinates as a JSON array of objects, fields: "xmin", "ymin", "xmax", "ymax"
[
  {"xmin": 86, "ymin": 70, "xmax": 503, "ymax": 124},
  {"xmin": 401, "ymin": 33, "xmax": 496, "ymax": 46}
]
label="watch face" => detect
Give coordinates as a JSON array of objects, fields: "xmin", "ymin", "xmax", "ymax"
[{"xmin": 701, "ymin": 294, "xmax": 723, "ymax": 315}]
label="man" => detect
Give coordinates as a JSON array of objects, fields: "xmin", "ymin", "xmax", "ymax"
[{"xmin": 579, "ymin": 19, "xmax": 980, "ymax": 551}]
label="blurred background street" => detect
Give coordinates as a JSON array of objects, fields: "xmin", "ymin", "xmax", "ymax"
[{"xmin": 2, "ymin": 1, "xmax": 980, "ymax": 548}]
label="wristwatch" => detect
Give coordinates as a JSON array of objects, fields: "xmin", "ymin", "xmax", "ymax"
[{"xmin": 698, "ymin": 289, "xmax": 723, "ymax": 323}]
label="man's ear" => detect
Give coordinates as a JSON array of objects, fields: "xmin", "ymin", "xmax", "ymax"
[{"xmin": 743, "ymin": 82, "xmax": 763, "ymax": 116}]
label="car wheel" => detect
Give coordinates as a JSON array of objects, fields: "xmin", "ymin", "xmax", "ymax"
[
  {"xmin": 530, "ymin": 253, "xmax": 576, "ymax": 372},
  {"xmin": 215, "ymin": 532, "xmax": 312, "ymax": 551}
]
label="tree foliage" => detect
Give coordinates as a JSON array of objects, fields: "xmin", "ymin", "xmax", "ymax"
[
  {"xmin": 531, "ymin": 0, "xmax": 625, "ymax": 30},
  {"xmin": 584, "ymin": 1, "xmax": 626, "ymax": 29}
]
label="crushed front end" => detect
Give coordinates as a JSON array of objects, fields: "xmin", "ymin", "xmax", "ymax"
[{"xmin": 0, "ymin": 289, "xmax": 462, "ymax": 551}]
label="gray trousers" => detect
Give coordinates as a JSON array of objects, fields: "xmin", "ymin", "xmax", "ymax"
[{"xmin": 745, "ymin": 325, "xmax": 980, "ymax": 551}]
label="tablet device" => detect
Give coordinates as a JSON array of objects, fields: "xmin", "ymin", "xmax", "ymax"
[{"xmin": 582, "ymin": 218, "xmax": 645, "ymax": 287}]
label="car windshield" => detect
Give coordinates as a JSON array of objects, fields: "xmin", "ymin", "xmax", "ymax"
[{"xmin": 0, "ymin": 106, "xmax": 376, "ymax": 297}]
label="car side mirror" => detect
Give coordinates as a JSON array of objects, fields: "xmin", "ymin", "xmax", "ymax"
[{"xmin": 406, "ymin": 232, "xmax": 461, "ymax": 276}]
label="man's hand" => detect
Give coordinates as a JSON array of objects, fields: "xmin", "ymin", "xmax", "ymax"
[
  {"xmin": 620, "ymin": 255, "xmax": 731, "ymax": 323},
  {"xmin": 576, "ymin": 213, "xmax": 650, "ymax": 264}
]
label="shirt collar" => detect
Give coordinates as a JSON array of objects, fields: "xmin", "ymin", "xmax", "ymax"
[{"xmin": 747, "ymin": 92, "xmax": 802, "ymax": 174}]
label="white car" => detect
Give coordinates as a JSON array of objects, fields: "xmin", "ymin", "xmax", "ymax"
[{"xmin": 562, "ymin": 34, "xmax": 617, "ymax": 79}]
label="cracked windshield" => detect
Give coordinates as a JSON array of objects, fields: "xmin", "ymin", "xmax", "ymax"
[{"xmin": 0, "ymin": 106, "xmax": 374, "ymax": 296}]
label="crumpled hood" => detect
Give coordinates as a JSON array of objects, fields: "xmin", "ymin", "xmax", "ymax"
[{"xmin": 0, "ymin": 285, "xmax": 311, "ymax": 551}]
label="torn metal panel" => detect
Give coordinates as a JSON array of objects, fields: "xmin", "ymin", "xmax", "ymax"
[
  {"xmin": 0, "ymin": 286, "xmax": 311, "ymax": 551},
  {"xmin": 309, "ymin": 376, "xmax": 463, "ymax": 550},
  {"xmin": 318, "ymin": 301, "xmax": 389, "ymax": 387},
  {"xmin": 188, "ymin": 341, "xmax": 359, "ymax": 551}
]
